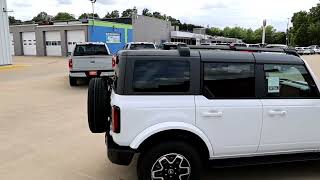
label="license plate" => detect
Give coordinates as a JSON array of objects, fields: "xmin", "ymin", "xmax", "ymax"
[{"xmin": 89, "ymin": 71, "xmax": 98, "ymax": 76}]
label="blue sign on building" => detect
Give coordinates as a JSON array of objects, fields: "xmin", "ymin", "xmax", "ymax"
[{"xmin": 88, "ymin": 20, "xmax": 133, "ymax": 54}]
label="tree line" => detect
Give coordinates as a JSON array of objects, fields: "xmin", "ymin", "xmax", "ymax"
[
  {"xmin": 7, "ymin": 7, "xmax": 285, "ymax": 44},
  {"xmin": 206, "ymin": 26, "xmax": 286, "ymax": 45},
  {"xmin": 8, "ymin": 7, "xmax": 202, "ymax": 32},
  {"xmin": 290, "ymin": 3, "xmax": 320, "ymax": 46},
  {"xmin": 9, "ymin": 4, "xmax": 320, "ymax": 45}
]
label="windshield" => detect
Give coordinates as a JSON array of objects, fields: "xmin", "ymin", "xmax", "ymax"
[
  {"xmin": 73, "ymin": 44, "xmax": 109, "ymax": 56},
  {"xmin": 130, "ymin": 44, "xmax": 155, "ymax": 50}
]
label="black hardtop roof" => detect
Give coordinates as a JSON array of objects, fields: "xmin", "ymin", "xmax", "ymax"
[
  {"xmin": 200, "ymin": 50, "xmax": 304, "ymax": 64},
  {"xmin": 119, "ymin": 49, "xmax": 200, "ymax": 57},
  {"xmin": 119, "ymin": 48, "xmax": 304, "ymax": 65}
]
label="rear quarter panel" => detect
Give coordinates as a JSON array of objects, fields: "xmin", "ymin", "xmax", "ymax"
[{"xmin": 110, "ymin": 93, "xmax": 196, "ymax": 146}]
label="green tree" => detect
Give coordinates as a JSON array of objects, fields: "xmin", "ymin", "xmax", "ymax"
[
  {"xmin": 308, "ymin": 22, "xmax": 320, "ymax": 45},
  {"xmin": 264, "ymin": 25, "xmax": 277, "ymax": 44},
  {"xmin": 53, "ymin": 12, "xmax": 75, "ymax": 21},
  {"xmin": 142, "ymin": 8, "xmax": 152, "ymax": 17},
  {"xmin": 291, "ymin": 11, "xmax": 310, "ymax": 46},
  {"xmin": 152, "ymin": 12, "xmax": 164, "ymax": 20},
  {"xmin": 206, "ymin": 27, "xmax": 223, "ymax": 36},
  {"xmin": 309, "ymin": 3, "xmax": 320, "ymax": 23},
  {"xmin": 244, "ymin": 29, "xmax": 254, "ymax": 43},
  {"xmin": 290, "ymin": 3, "xmax": 320, "ymax": 46},
  {"xmin": 272, "ymin": 32, "xmax": 286, "ymax": 44},
  {"xmin": 179, "ymin": 23, "xmax": 202, "ymax": 32},
  {"xmin": 105, "ymin": 10, "xmax": 120, "ymax": 18},
  {"xmin": 78, "ymin": 13, "xmax": 99, "ymax": 19},
  {"xmin": 8, "ymin": 16, "xmax": 22, "ymax": 25},
  {"xmin": 222, "ymin": 27, "xmax": 231, "ymax": 37},
  {"xmin": 167, "ymin": 16, "xmax": 181, "ymax": 26},
  {"xmin": 293, "ymin": 26, "xmax": 310, "ymax": 46},
  {"xmin": 32, "ymin": 12, "xmax": 52, "ymax": 22},
  {"xmin": 121, "ymin": 7, "xmax": 138, "ymax": 17}
]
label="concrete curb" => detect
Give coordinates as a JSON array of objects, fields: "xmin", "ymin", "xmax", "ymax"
[{"xmin": 0, "ymin": 64, "xmax": 31, "ymax": 71}]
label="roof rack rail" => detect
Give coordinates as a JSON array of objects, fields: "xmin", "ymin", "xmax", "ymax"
[{"xmin": 188, "ymin": 45, "xmax": 300, "ymax": 57}]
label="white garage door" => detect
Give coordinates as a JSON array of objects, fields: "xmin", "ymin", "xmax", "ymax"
[
  {"xmin": 67, "ymin": 30, "xmax": 85, "ymax": 53},
  {"xmin": 22, "ymin": 32, "xmax": 36, "ymax": 56},
  {"xmin": 10, "ymin": 33, "xmax": 14, "ymax": 56},
  {"xmin": 45, "ymin": 31, "xmax": 62, "ymax": 56}
]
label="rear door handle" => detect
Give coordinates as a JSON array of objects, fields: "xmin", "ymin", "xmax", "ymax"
[
  {"xmin": 269, "ymin": 110, "xmax": 287, "ymax": 116},
  {"xmin": 202, "ymin": 111, "xmax": 223, "ymax": 117}
]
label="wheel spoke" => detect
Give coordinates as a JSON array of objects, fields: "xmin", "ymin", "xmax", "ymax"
[{"xmin": 151, "ymin": 153, "xmax": 191, "ymax": 180}]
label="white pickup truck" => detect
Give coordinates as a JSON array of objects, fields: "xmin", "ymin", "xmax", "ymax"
[{"xmin": 68, "ymin": 42, "xmax": 114, "ymax": 86}]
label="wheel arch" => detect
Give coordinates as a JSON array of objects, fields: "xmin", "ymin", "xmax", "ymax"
[{"xmin": 130, "ymin": 122, "xmax": 214, "ymax": 159}]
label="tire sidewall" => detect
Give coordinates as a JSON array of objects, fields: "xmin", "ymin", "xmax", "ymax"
[
  {"xmin": 87, "ymin": 78, "xmax": 111, "ymax": 133},
  {"xmin": 137, "ymin": 141, "xmax": 202, "ymax": 180}
]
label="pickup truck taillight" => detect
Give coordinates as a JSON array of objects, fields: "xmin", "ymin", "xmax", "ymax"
[
  {"xmin": 112, "ymin": 56, "xmax": 116, "ymax": 68},
  {"xmin": 112, "ymin": 106, "xmax": 120, "ymax": 133},
  {"xmin": 68, "ymin": 58, "xmax": 73, "ymax": 70}
]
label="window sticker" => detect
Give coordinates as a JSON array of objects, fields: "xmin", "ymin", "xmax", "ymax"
[{"xmin": 268, "ymin": 77, "xmax": 280, "ymax": 93}]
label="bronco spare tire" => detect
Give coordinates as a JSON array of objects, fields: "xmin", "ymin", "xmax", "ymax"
[{"xmin": 88, "ymin": 78, "xmax": 111, "ymax": 133}]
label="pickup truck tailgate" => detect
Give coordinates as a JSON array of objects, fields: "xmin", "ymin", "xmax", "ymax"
[{"xmin": 72, "ymin": 55, "xmax": 113, "ymax": 71}]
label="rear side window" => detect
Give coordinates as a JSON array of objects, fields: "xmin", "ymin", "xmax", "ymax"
[
  {"xmin": 130, "ymin": 44, "xmax": 155, "ymax": 50},
  {"xmin": 203, "ymin": 63, "xmax": 255, "ymax": 99},
  {"xmin": 133, "ymin": 60, "xmax": 190, "ymax": 92},
  {"xmin": 73, "ymin": 44, "xmax": 109, "ymax": 56},
  {"xmin": 264, "ymin": 64, "xmax": 319, "ymax": 98}
]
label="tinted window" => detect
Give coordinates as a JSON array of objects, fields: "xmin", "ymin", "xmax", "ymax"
[
  {"xmin": 264, "ymin": 64, "xmax": 318, "ymax": 98},
  {"xmin": 203, "ymin": 63, "xmax": 255, "ymax": 98},
  {"xmin": 74, "ymin": 44, "xmax": 109, "ymax": 56},
  {"xmin": 130, "ymin": 44, "xmax": 155, "ymax": 50},
  {"xmin": 133, "ymin": 61, "xmax": 190, "ymax": 92}
]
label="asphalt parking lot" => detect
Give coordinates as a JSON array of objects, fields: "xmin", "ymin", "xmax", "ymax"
[{"xmin": 1, "ymin": 55, "xmax": 320, "ymax": 180}]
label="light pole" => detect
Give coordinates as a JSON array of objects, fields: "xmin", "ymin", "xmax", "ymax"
[
  {"xmin": 262, "ymin": 19, "xmax": 266, "ymax": 45},
  {"xmin": 286, "ymin": 18, "xmax": 290, "ymax": 46},
  {"xmin": 89, "ymin": 0, "xmax": 96, "ymax": 26}
]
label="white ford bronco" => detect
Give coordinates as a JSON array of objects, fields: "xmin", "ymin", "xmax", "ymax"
[{"xmin": 87, "ymin": 46, "xmax": 320, "ymax": 180}]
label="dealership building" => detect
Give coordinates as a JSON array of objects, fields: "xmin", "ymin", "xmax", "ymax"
[
  {"xmin": 10, "ymin": 20, "xmax": 133, "ymax": 56},
  {"xmin": 9, "ymin": 15, "xmax": 171, "ymax": 56},
  {"xmin": 9, "ymin": 14, "xmax": 241, "ymax": 57},
  {"xmin": 0, "ymin": 0, "xmax": 12, "ymax": 65}
]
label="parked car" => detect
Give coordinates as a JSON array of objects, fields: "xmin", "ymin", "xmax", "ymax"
[
  {"xmin": 68, "ymin": 42, "xmax": 113, "ymax": 86},
  {"xmin": 247, "ymin": 44, "xmax": 261, "ymax": 48},
  {"xmin": 310, "ymin": 48, "xmax": 316, "ymax": 55},
  {"xmin": 230, "ymin": 43, "xmax": 247, "ymax": 47},
  {"xmin": 303, "ymin": 47, "xmax": 312, "ymax": 55},
  {"xmin": 123, "ymin": 42, "xmax": 157, "ymax": 50},
  {"xmin": 87, "ymin": 46, "xmax": 320, "ymax": 180},
  {"xmin": 159, "ymin": 42, "xmax": 188, "ymax": 50},
  {"xmin": 200, "ymin": 43, "xmax": 212, "ymax": 46},
  {"xmin": 295, "ymin": 47, "xmax": 305, "ymax": 55},
  {"xmin": 266, "ymin": 44, "xmax": 288, "ymax": 49},
  {"xmin": 309, "ymin": 45, "xmax": 320, "ymax": 54}
]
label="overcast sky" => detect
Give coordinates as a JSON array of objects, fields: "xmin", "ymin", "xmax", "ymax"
[{"xmin": 7, "ymin": 0, "xmax": 319, "ymax": 31}]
